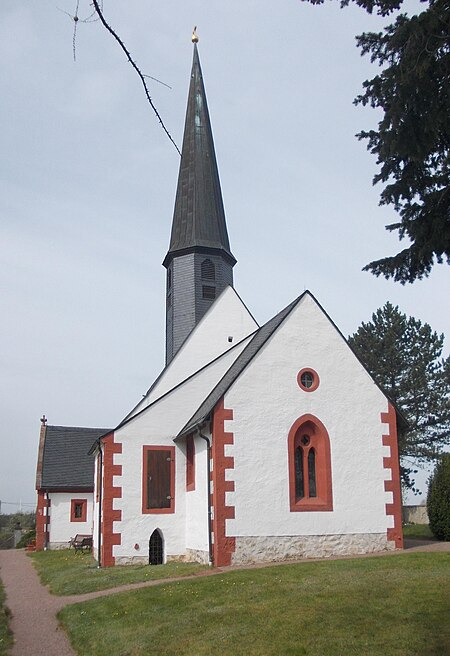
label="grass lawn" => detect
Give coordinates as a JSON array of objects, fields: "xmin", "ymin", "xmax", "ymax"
[
  {"xmin": 402, "ymin": 523, "xmax": 434, "ymax": 539},
  {"xmin": 30, "ymin": 550, "xmax": 207, "ymax": 595},
  {"xmin": 0, "ymin": 579, "xmax": 12, "ymax": 655},
  {"xmin": 59, "ymin": 552, "xmax": 450, "ymax": 656}
]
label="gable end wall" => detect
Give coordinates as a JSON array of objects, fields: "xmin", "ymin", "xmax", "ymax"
[{"xmin": 217, "ymin": 294, "xmax": 400, "ymax": 564}]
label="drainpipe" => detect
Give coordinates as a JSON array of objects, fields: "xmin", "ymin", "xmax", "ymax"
[
  {"xmin": 198, "ymin": 429, "xmax": 213, "ymax": 566},
  {"xmin": 97, "ymin": 442, "xmax": 103, "ymax": 568},
  {"xmin": 44, "ymin": 491, "xmax": 50, "ymax": 550}
]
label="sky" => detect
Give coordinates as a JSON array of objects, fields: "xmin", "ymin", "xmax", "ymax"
[{"xmin": 1, "ymin": 0, "xmax": 448, "ymax": 512}]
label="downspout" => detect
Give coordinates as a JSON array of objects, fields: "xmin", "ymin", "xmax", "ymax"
[
  {"xmin": 198, "ymin": 428, "xmax": 213, "ymax": 566},
  {"xmin": 97, "ymin": 443, "xmax": 103, "ymax": 568},
  {"xmin": 44, "ymin": 491, "xmax": 50, "ymax": 550}
]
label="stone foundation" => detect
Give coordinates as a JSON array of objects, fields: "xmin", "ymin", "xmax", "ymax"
[
  {"xmin": 232, "ymin": 533, "xmax": 395, "ymax": 565},
  {"xmin": 115, "ymin": 555, "xmax": 148, "ymax": 565},
  {"xmin": 114, "ymin": 551, "xmax": 208, "ymax": 566},
  {"xmin": 186, "ymin": 548, "xmax": 210, "ymax": 564},
  {"xmin": 48, "ymin": 541, "xmax": 71, "ymax": 550}
]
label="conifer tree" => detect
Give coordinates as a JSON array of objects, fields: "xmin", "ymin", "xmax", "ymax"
[
  {"xmin": 348, "ymin": 302, "xmax": 450, "ymax": 491},
  {"xmin": 304, "ymin": 0, "xmax": 450, "ymax": 283},
  {"xmin": 427, "ymin": 453, "xmax": 450, "ymax": 540}
]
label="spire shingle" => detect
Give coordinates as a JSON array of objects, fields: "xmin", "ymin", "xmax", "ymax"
[{"xmin": 163, "ymin": 45, "xmax": 236, "ymax": 266}]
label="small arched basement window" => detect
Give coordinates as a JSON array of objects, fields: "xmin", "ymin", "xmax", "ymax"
[
  {"xmin": 288, "ymin": 415, "xmax": 332, "ymax": 511},
  {"xmin": 149, "ymin": 529, "xmax": 163, "ymax": 565},
  {"xmin": 201, "ymin": 258, "xmax": 215, "ymax": 280}
]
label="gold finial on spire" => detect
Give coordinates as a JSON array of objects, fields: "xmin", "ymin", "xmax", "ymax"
[{"xmin": 192, "ymin": 26, "xmax": 199, "ymax": 43}]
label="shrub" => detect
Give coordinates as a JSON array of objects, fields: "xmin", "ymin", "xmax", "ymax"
[{"xmin": 427, "ymin": 454, "xmax": 450, "ymax": 541}]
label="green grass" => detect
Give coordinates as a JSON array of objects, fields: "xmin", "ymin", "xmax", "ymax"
[
  {"xmin": 59, "ymin": 552, "xmax": 450, "ymax": 656},
  {"xmin": 0, "ymin": 579, "xmax": 13, "ymax": 655},
  {"xmin": 30, "ymin": 549, "xmax": 207, "ymax": 595},
  {"xmin": 402, "ymin": 523, "xmax": 434, "ymax": 539}
]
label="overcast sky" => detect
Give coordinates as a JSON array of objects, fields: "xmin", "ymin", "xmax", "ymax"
[{"xmin": 1, "ymin": 0, "xmax": 448, "ymax": 511}]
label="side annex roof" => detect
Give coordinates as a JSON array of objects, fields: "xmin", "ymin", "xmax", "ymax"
[{"xmin": 38, "ymin": 425, "xmax": 110, "ymax": 490}]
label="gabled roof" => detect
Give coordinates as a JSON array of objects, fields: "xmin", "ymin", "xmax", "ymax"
[
  {"xmin": 163, "ymin": 44, "xmax": 236, "ymax": 267},
  {"xmin": 116, "ymin": 330, "xmax": 256, "ymax": 432},
  {"xmin": 38, "ymin": 425, "xmax": 110, "ymax": 490},
  {"xmin": 122, "ymin": 285, "xmax": 259, "ymax": 423},
  {"xmin": 177, "ymin": 290, "xmax": 408, "ymax": 438},
  {"xmin": 178, "ymin": 293, "xmax": 303, "ymax": 437}
]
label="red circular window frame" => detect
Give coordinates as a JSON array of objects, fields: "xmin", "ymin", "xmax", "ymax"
[{"xmin": 297, "ymin": 368, "xmax": 320, "ymax": 392}]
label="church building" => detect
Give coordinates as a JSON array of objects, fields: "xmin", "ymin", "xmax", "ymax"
[{"xmin": 36, "ymin": 41, "xmax": 403, "ymax": 567}]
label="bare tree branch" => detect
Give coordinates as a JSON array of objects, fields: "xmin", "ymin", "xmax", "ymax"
[{"xmin": 91, "ymin": 0, "xmax": 181, "ymax": 156}]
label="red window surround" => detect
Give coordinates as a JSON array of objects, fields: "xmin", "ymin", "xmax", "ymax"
[
  {"xmin": 288, "ymin": 414, "xmax": 333, "ymax": 512},
  {"xmin": 70, "ymin": 498, "xmax": 87, "ymax": 522},
  {"xmin": 297, "ymin": 367, "xmax": 320, "ymax": 392},
  {"xmin": 186, "ymin": 434, "xmax": 195, "ymax": 492},
  {"xmin": 142, "ymin": 446, "xmax": 175, "ymax": 514}
]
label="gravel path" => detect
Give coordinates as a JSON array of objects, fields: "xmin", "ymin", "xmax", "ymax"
[
  {"xmin": 0, "ymin": 549, "xmax": 75, "ymax": 656},
  {"xmin": 1, "ymin": 540, "xmax": 449, "ymax": 655}
]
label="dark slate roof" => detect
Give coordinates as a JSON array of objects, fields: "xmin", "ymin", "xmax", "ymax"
[
  {"xmin": 40, "ymin": 425, "xmax": 110, "ymax": 490},
  {"xmin": 177, "ymin": 293, "xmax": 304, "ymax": 437},
  {"xmin": 163, "ymin": 44, "xmax": 236, "ymax": 267}
]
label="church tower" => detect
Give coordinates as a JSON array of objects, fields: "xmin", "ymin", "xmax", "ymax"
[{"xmin": 163, "ymin": 42, "xmax": 236, "ymax": 365}]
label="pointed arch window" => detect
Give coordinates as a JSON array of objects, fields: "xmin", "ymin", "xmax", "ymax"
[
  {"xmin": 288, "ymin": 415, "xmax": 333, "ymax": 511},
  {"xmin": 201, "ymin": 258, "xmax": 215, "ymax": 280}
]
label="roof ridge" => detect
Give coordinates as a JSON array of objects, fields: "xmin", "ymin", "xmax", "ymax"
[
  {"xmin": 116, "ymin": 329, "xmax": 258, "ymax": 430},
  {"xmin": 177, "ymin": 291, "xmax": 308, "ymax": 437}
]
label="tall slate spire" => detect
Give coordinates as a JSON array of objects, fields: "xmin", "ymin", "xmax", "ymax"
[
  {"xmin": 164, "ymin": 44, "xmax": 236, "ymax": 266},
  {"xmin": 163, "ymin": 43, "xmax": 236, "ymax": 365}
]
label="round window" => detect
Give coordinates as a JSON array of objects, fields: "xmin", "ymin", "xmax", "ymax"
[{"xmin": 297, "ymin": 368, "xmax": 320, "ymax": 392}]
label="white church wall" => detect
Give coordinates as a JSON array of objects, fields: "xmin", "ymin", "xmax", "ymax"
[
  {"xmin": 48, "ymin": 492, "xmax": 94, "ymax": 549},
  {"xmin": 223, "ymin": 293, "xmax": 394, "ymax": 563},
  {"xmin": 113, "ymin": 347, "xmax": 242, "ymax": 563},
  {"xmin": 127, "ymin": 287, "xmax": 257, "ymax": 420},
  {"xmin": 185, "ymin": 435, "xmax": 210, "ymax": 561}
]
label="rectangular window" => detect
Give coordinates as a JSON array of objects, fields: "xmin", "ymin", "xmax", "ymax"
[
  {"xmin": 142, "ymin": 446, "xmax": 175, "ymax": 514},
  {"xmin": 70, "ymin": 498, "xmax": 87, "ymax": 522},
  {"xmin": 186, "ymin": 434, "xmax": 195, "ymax": 491}
]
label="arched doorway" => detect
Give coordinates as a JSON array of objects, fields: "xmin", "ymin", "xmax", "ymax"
[{"xmin": 149, "ymin": 529, "xmax": 164, "ymax": 565}]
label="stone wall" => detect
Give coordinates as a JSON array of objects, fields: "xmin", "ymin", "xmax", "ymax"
[{"xmin": 403, "ymin": 505, "xmax": 428, "ymax": 525}]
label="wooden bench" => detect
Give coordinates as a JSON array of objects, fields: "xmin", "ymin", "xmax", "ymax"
[{"xmin": 69, "ymin": 534, "xmax": 93, "ymax": 552}]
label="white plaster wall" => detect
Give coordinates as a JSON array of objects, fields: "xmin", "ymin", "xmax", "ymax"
[
  {"xmin": 185, "ymin": 435, "xmax": 209, "ymax": 555},
  {"xmin": 113, "ymin": 347, "xmax": 242, "ymax": 562},
  {"xmin": 224, "ymin": 293, "xmax": 393, "ymax": 541},
  {"xmin": 128, "ymin": 287, "xmax": 257, "ymax": 418},
  {"xmin": 49, "ymin": 492, "xmax": 94, "ymax": 546}
]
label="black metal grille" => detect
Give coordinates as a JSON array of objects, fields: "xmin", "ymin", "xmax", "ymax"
[{"xmin": 149, "ymin": 530, "xmax": 163, "ymax": 565}]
